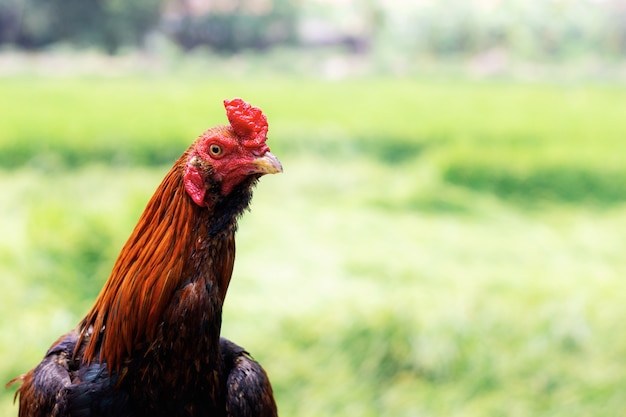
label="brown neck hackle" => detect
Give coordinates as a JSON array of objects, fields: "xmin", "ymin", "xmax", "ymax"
[{"xmin": 77, "ymin": 151, "xmax": 218, "ymax": 373}]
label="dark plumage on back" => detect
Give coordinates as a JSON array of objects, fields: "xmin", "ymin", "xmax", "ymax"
[{"xmin": 221, "ymin": 339, "xmax": 278, "ymax": 417}]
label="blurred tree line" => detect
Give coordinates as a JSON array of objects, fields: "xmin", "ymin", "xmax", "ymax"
[
  {"xmin": 0, "ymin": 0, "xmax": 624, "ymax": 58},
  {"xmin": 0, "ymin": 0, "xmax": 165, "ymax": 53},
  {"xmin": 0, "ymin": 0, "xmax": 297, "ymax": 54}
]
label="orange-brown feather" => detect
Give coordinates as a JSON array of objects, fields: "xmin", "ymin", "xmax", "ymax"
[{"xmin": 78, "ymin": 150, "xmax": 203, "ymax": 373}]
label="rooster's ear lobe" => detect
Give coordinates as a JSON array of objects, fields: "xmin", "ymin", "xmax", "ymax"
[{"xmin": 184, "ymin": 162, "xmax": 208, "ymax": 207}]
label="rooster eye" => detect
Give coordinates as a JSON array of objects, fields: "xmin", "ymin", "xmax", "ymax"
[{"xmin": 208, "ymin": 144, "xmax": 224, "ymax": 158}]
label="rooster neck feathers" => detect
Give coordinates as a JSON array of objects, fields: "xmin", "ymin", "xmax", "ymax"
[{"xmin": 78, "ymin": 154, "xmax": 257, "ymax": 375}]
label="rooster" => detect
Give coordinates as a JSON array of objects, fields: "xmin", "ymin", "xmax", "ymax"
[{"xmin": 9, "ymin": 98, "xmax": 282, "ymax": 417}]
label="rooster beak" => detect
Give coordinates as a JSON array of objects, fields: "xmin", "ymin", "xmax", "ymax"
[{"xmin": 251, "ymin": 151, "xmax": 283, "ymax": 175}]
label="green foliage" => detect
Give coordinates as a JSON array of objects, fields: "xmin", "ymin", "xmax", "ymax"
[
  {"xmin": 2, "ymin": 0, "xmax": 626, "ymax": 62},
  {"xmin": 1, "ymin": 0, "xmax": 164, "ymax": 52},
  {"xmin": 169, "ymin": 2, "xmax": 298, "ymax": 52},
  {"xmin": 405, "ymin": 0, "xmax": 624, "ymax": 59},
  {"xmin": 2, "ymin": 75, "xmax": 626, "ymax": 416}
]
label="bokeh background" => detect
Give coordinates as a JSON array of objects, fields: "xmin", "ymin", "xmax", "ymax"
[{"xmin": 2, "ymin": 0, "xmax": 626, "ymax": 415}]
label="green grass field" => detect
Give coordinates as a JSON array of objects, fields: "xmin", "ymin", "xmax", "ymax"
[{"xmin": 1, "ymin": 75, "xmax": 626, "ymax": 416}]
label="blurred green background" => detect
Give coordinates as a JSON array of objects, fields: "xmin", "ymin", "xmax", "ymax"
[{"xmin": 2, "ymin": 1, "xmax": 626, "ymax": 416}]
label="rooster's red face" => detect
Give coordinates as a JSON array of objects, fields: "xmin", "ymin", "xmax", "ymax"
[{"xmin": 184, "ymin": 99, "xmax": 282, "ymax": 207}]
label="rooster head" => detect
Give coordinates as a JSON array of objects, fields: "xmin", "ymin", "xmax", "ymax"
[{"xmin": 184, "ymin": 98, "xmax": 282, "ymax": 206}]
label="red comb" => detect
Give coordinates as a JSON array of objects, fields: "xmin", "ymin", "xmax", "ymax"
[{"xmin": 224, "ymin": 98, "xmax": 268, "ymax": 147}]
